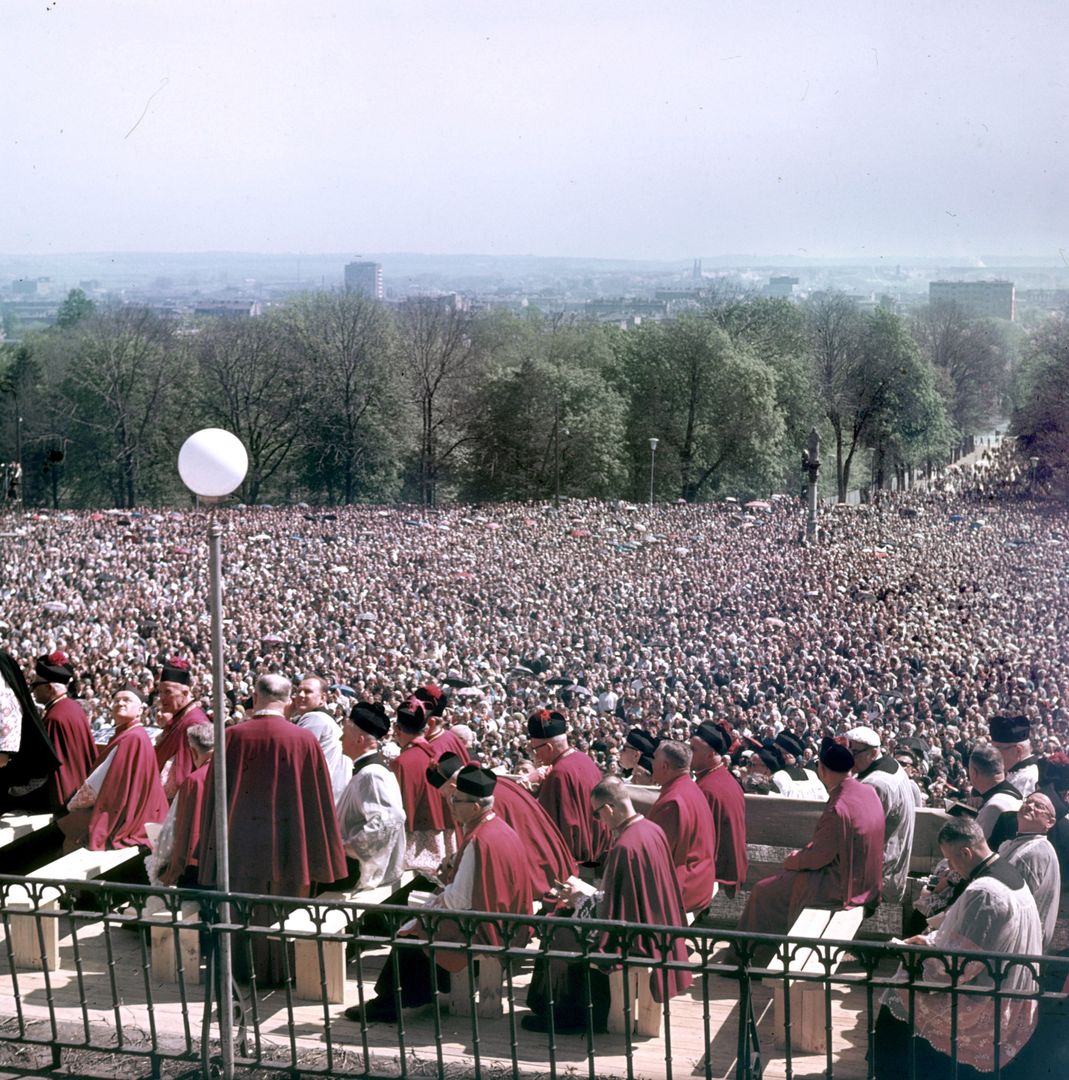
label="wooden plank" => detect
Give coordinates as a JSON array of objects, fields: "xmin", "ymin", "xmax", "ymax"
[
  {"xmin": 766, "ymin": 908, "xmax": 832, "ymax": 975},
  {"xmin": 607, "ymin": 965, "xmax": 662, "ymax": 1038},
  {"xmin": 149, "ymin": 901, "xmax": 201, "ymax": 986},
  {"xmin": 27, "ymin": 845, "xmax": 140, "ymax": 882},
  {"xmin": 0, "ymin": 813, "xmax": 53, "ymax": 849},
  {"xmin": 447, "ymin": 956, "xmax": 505, "ymax": 1018}
]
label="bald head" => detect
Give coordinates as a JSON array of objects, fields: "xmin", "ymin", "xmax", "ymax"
[{"xmin": 1018, "ymin": 792, "xmax": 1056, "ymax": 835}]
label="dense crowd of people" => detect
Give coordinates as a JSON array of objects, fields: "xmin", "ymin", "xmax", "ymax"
[
  {"xmin": 2, "ymin": 459, "xmax": 1067, "ymax": 809},
  {"xmin": 3, "ymin": 451, "xmax": 1068, "ymax": 1073}
]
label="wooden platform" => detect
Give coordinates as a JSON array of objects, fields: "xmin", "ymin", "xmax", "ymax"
[{"xmin": 0, "ymin": 910, "xmax": 877, "ymax": 1079}]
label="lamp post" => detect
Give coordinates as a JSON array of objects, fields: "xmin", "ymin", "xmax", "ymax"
[
  {"xmin": 801, "ymin": 427, "xmax": 820, "ymax": 543},
  {"xmin": 1029, "ymin": 455, "xmax": 1039, "ymax": 490},
  {"xmin": 178, "ymin": 428, "xmax": 248, "ymax": 1080},
  {"xmin": 648, "ymin": 437, "xmax": 658, "ymax": 506}
]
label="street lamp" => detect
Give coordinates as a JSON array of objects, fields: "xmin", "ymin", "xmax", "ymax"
[
  {"xmin": 177, "ymin": 428, "xmax": 248, "ymax": 1080},
  {"xmin": 648, "ymin": 437, "xmax": 659, "ymax": 506},
  {"xmin": 801, "ymin": 427, "xmax": 820, "ymax": 543}
]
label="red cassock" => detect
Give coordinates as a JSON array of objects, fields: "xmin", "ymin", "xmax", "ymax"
[
  {"xmin": 536, "ymin": 749, "xmax": 608, "ymax": 865},
  {"xmin": 160, "ymin": 761, "xmax": 211, "ymax": 887},
  {"xmin": 196, "ymin": 713, "xmax": 346, "ymax": 892},
  {"xmin": 42, "ymin": 696, "xmax": 95, "ymax": 810},
  {"xmin": 696, "ymin": 764, "xmax": 749, "ymax": 888},
  {"xmin": 599, "ymin": 817, "xmax": 693, "ymax": 1003},
  {"xmin": 426, "ymin": 727, "xmax": 471, "ymax": 764},
  {"xmin": 62, "ymin": 723, "xmax": 169, "ymax": 850},
  {"xmin": 438, "ymin": 812, "xmax": 533, "ymax": 966},
  {"xmin": 490, "ymin": 777, "xmax": 578, "ymax": 901},
  {"xmin": 647, "ymin": 774, "xmax": 718, "ymax": 913},
  {"xmin": 738, "ymin": 775, "xmax": 885, "ymax": 935},
  {"xmin": 392, "ymin": 737, "xmax": 446, "ymax": 832},
  {"xmin": 154, "ymin": 703, "xmax": 209, "ymax": 798}
]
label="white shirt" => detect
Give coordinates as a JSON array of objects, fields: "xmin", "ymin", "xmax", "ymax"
[
  {"xmin": 335, "ymin": 753, "xmax": 406, "ymax": 890},
  {"xmin": 999, "ymin": 832, "xmax": 1060, "ymax": 950},
  {"xmin": 295, "ymin": 709, "xmax": 353, "ymax": 803}
]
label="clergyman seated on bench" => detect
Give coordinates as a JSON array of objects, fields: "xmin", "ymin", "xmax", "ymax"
[
  {"xmin": 342, "ymin": 765, "xmax": 532, "ymax": 1024},
  {"xmin": 737, "ymin": 739, "xmax": 885, "ymax": 936},
  {"xmin": 58, "ymin": 686, "xmax": 169, "ymax": 852}
]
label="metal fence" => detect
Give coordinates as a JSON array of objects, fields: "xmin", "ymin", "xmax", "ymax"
[{"xmin": 0, "ymin": 875, "xmax": 1065, "ymax": 1080}]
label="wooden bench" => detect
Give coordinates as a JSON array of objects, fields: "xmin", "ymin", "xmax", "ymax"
[
  {"xmin": 700, "ymin": 798, "xmax": 950, "ymax": 937},
  {"xmin": 607, "ymin": 963, "xmax": 663, "ymax": 1038},
  {"xmin": 147, "ymin": 899, "xmax": 203, "ymax": 985},
  {"xmin": 765, "ymin": 906, "xmax": 865, "ymax": 1054},
  {"xmin": 446, "ymin": 954, "xmax": 509, "ymax": 1018},
  {"xmin": 280, "ymin": 873, "xmax": 416, "ymax": 1003},
  {"xmin": 0, "ymin": 812, "xmax": 54, "ymax": 849},
  {"xmin": 4, "ymin": 846, "xmax": 144, "ymax": 970}
]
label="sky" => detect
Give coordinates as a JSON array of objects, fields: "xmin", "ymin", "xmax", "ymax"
[{"xmin": 5, "ymin": 0, "xmax": 1068, "ymax": 260}]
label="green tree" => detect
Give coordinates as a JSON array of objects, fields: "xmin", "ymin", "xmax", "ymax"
[
  {"xmin": 282, "ymin": 292, "xmax": 403, "ymax": 503},
  {"xmin": 466, "ymin": 316, "xmax": 627, "ymax": 501},
  {"xmin": 395, "ymin": 298, "xmax": 483, "ymax": 506},
  {"xmin": 1012, "ymin": 313, "xmax": 1069, "ymax": 489},
  {"xmin": 621, "ymin": 316, "xmax": 785, "ymax": 501},
  {"xmin": 192, "ymin": 314, "xmax": 301, "ymax": 504},
  {"xmin": 807, "ymin": 298, "xmax": 949, "ymax": 501},
  {"xmin": 862, "ymin": 310, "xmax": 954, "ymax": 492},
  {"xmin": 709, "ymin": 298, "xmax": 815, "ymax": 491},
  {"xmin": 55, "ymin": 288, "xmax": 96, "ymax": 329},
  {"xmin": 55, "ymin": 306, "xmax": 183, "ymax": 507},
  {"xmin": 911, "ymin": 302, "xmax": 1010, "ymax": 435}
]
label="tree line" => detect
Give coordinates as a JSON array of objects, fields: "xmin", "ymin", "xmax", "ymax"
[{"xmin": 0, "ymin": 286, "xmax": 1026, "ymax": 509}]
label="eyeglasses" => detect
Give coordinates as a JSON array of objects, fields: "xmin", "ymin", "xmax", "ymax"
[
  {"xmin": 528, "ymin": 740, "xmax": 548, "ymax": 750},
  {"xmin": 591, "ymin": 803, "xmax": 608, "ymax": 815},
  {"xmin": 849, "ymin": 744, "xmax": 875, "ymax": 754},
  {"xmin": 449, "ymin": 795, "xmax": 478, "ymax": 805}
]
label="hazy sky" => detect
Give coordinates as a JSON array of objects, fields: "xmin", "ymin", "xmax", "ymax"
[{"xmin": 6, "ymin": 0, "xmax": 1067, "ymax": 259}]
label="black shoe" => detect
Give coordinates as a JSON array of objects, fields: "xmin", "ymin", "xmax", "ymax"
[
  {"xmin": 520, "ymin": 1014, "xmax": 592, "ymax": 1036},
  {"xmin": 343, "ymin": 997, "xmax": 397, "ymax": 1024}
]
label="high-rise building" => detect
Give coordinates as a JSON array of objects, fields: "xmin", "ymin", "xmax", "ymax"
[
  {"xmin": 768, "ymin": 275, "xmax": 799, "ymax": 299},
  {"xmin": 344, "ymin": 259, "xmax": 383, "ymax": 300},
  {"xmin": 929, "ymin": 280, "xmax": 1015, "ymax": 320}
]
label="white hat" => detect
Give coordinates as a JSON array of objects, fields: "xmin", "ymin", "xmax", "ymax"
[{"xmin": 844, "ymin": 726, "xmax": 881, "ymax": 749}]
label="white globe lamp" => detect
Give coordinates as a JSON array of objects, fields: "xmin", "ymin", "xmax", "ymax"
[{"xmin": 178, "ymin": 428, "xmax": 248, "ymax": 499}]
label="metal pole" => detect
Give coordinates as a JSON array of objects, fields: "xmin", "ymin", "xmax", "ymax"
[
  {"xmin": 208, "ymin": 516, "xmax": 234, "ymax": 1080},
  {"xmin": 648, "ymin": 437, "xmax": 658, "ymax": 506},
  {"xmin": 553, "ymin": 408, "xmax": 560, "ymax": 509},
  {"xmin": 803, "ymin": 427, "xmax": 820, "ymax": 543}
]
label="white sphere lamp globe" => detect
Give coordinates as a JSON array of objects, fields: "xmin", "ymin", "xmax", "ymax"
[{"xmin": 178, "ymin": 428, "xmax": 249, "ymax": 499}]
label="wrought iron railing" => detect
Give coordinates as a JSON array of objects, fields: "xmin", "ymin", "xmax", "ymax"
[{"xmin": 0, "ymin": 875, "xmax": 1064, "ymax": 1080}]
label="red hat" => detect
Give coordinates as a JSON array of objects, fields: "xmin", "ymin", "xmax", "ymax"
[{"xmin": 35, "ymin": 650, "xmax": 73, "ymax": 685}]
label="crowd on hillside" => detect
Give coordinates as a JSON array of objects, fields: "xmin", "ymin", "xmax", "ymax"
[{"xmin": 2, "ymin": 457, "xmax": 1067, "ymax": 806}]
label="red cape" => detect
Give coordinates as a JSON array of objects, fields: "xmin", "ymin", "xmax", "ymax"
[
  {"xmin": 59, "ymin": 723, "xmax": 170, "ymax": 850},
  {"xmin": 492, "ymin": 777, "xmax": 578, "ymax": 900},
  {"xmin": 155, "ymin": 703, "xmax": 209, "ymax": 796},
  {"xmin": 696, "ymin": 765, "xmax": 749, "ymax": 887},
  {"xmin": 599, "ymin": 817, "xmax": 693, "ymax": 1002},
  {"xmin": 647, "ymin": 774, "xmax": 718, "ymax": 912},
  {"xmin": 426, "ymin": 727, "xmax": 471, "ymax": 764},
  {"xmin": 437, "ymin": 812, "xmax": 532, "ymax": 964},
  {"xmin": 739, "ymin": 775, "xmax": 885, "ymax": 934},
  {"xmin": 42, "ymin": 697, "xmax": 96, "ymax": 810},
  {"xmin": 160, "ymin": 761, "xmax": 211, "ymax": 886},
  {"xmin": 536, "ymin": 749, "xmax": 608, "ymax": 864},
  {"xmin": 392, "ymin": 737, "xmax": 446, "ymax": 831},
  {"xmin": 197, "ymin": 713, "xmax": 346, "ymax": 891}
]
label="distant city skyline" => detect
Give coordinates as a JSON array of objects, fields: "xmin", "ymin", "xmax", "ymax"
[{"xmin": 6, "ymin": 1, "xmax": 1067, "ymax": 260}]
